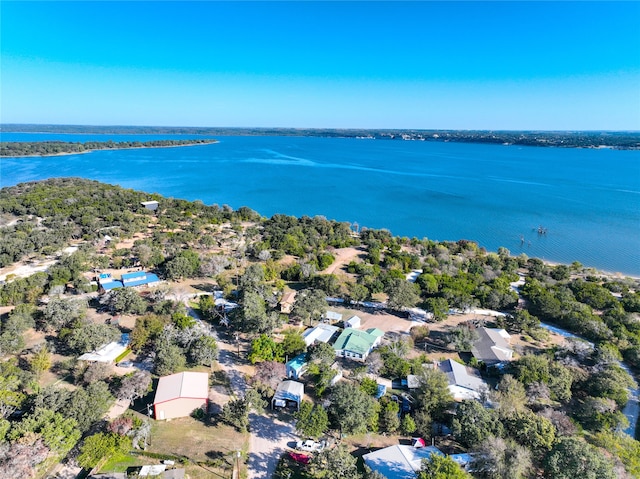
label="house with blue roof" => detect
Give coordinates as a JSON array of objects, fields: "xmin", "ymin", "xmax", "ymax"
[
  {"xmin": 121, "ymin": 271, "xmax": 160, "ymax": 288},
  {"xmin": 286, "ymin": 353, "xmax": 308, "ymax": 380}
]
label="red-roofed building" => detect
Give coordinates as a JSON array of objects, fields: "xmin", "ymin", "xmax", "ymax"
[{"xmin": 153, "ymin": 372, "xmax": 209, "ymax": 420}]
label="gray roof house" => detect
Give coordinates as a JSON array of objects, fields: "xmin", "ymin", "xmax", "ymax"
[
  {"xmin": 471, "ymin": 327, "xmax": 513, "ymax": 365},
  {"xmin": 437, "ymin": 359, "xmax": 487, "ymax": 401},
  {"xmin": 363, "ymin": 445, "xmax": 444, "ymax": 479}
]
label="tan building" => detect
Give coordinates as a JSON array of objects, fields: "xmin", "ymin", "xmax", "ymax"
[
  {"xmin": 153, "ymin": 372, "xmax": 209, "ymax": 420},
  {"xmin": 280, "ymin": 291, "xmax": 297, "ymax": 313}
]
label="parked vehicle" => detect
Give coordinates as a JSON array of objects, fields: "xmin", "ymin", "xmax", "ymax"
[
  {"xmin": 289, "ymin": 452, "xmax": 310, "ymax": 464},
  {"xmin": 295, "ymin": 440, "xmax": 325, "ymax": 452}
]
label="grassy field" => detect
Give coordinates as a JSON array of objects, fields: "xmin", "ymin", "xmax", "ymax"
[{"xmin": 98, "ymin": 411, "xmax": 249, "ymax": 479}]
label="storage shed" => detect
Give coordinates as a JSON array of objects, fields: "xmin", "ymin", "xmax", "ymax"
[
  {"xmin": 272, "ymin": 380, "xmax": 304, "ymax": 410},
  {"xmin": 153, "ymin": 372, "xmax": 209, "ymax": 420},
  {"xmin": 344, "ymin": 315, "xmax": 362, "ymax": 329}
]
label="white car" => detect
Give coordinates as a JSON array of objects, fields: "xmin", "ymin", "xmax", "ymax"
[{"xmin": 295, "ymin": 440, "xmax": 325, "ymax": 452}]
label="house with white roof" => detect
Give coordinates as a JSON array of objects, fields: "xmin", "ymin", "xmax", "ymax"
[
  {"xmin": 437, "ymin": 359, "xmax": 487, "ymax": 401},
  {"xmin": 471, "ymin": 327, "xmax": 513, "ymax": 365},
  {"xmin": 302, "ymin": 323, "xmax": 340, "ymax": 346},
  {"xmin": 363, "ymin": 445, "xmax": 444, "ymax": 479},
  {"xmin": 78, "ymin": 333, "xmax": 129, "ymax": 363},
  {"xmin": 153, "ymin": 371, "xmax": 209, "ymax": 420},
  {"xmin": 324, "ymin": 311, "xmax": 343, "ymax": 323}
]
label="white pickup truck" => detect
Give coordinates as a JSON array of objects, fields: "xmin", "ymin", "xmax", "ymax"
[{"xmin": 295, "ymin": 440, "xmax": 325, "ymax": 453}]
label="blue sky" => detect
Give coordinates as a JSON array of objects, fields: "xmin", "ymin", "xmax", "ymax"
[{"xmin": 1, "ymin": 1, "xmax": 639, "ymax": 130}]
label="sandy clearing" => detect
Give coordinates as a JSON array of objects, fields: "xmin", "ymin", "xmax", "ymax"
[{"xmin": 323, "ymin": 247, "xmax": 365, "ymax": 275}]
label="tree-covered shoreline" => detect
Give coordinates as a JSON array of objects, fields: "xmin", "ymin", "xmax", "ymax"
[
  {"xmin": 0, "ymin": 139, "xmax": 218, "ymax": 157},
  {"xmin": 2, "ymin": 124, "xmax": 639, "ymax": 149},
  {"xmin": 0, "ymin": 178, "xmax": 639, "ymax": 478}
]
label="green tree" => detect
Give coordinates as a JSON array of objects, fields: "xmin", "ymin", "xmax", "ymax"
[
  {"xmin": 418, "ymin": 454, "xmax": 471, "ymax": 479},
  {"xmin": 543, "ymin": 437, "xmax": 615, "ymax": 479},
  {"xmin": 414, "ymin": 367, "xmax": 454, "ymax": 420},
  {"xmin": 401, "ymin": 414, "xmax": 417, "ymax": 435},
  {"xmin": 29, "ymin": 346, "xmax": 52, "ymax": 378},
  {"xmin": 385, "ymin": 278, "xmax": 420, "ymax": 310},
  {"xmin": 328, "ymin": 382, "xmax": 377, "ymax": 435},
  {"xmin": 426, "ymin": 297, "xmax": 449, "ymax": 321},
  {"xmin": 309, "ymin": 445, "xmax": 361, "ymax": 479},
  {"xmin": 291, "ymin": 288, "xmax": 327, "ymax": 325},
  {"xmin": 107, "ymin": 287, "xmax": 147, "ymax": 314},
  {"xmin": 154, "ymin": 340, "xmax": 187, "ymax": 375},
  {"xmin": 77, "ymin": 432, "xmax": 131, "ymax": 469},
  {"xmin": 67, "ymin": 381, "xmax": 113, "ymax": 432},
  {"xmin": 452, "ymin": 400, "xmax": 504, "ymax": 449},
  {"xmin": 378, "ymin": 399, "xmax": 400, "ymax": 434},
  {"xmin": 294, "ymin": 400, "xmax": 329, "ymax": 439},
  {"xmin": 64, "ymin": 321, "xmax": 121, "ymax": 353},
  {"xmin": 307, "ymin": 341, "xmax": 336, "ymax": 367},
  {"xmin": 281, "ymin": 328, "xmax": 306, "ymax": 357},
  {"xmin": 505, "ymin": 409, "xmax": 556, "ymax": 453},
  {"xmin": 248, "ymin": 334, "xmax": 284, "ymax": 364},
  {"xmin": 494, "ymin": 375, "xmax": 527, "ymax": 416},
  {"xmin": 41, "ymin": 298, "xmax": 86, "ymax": 332},
  {"xmin": 7, "ymin": 408, "xmax": 80, "ymax": 454},
  {"xmin": 189, "ymin": 335, "xmax": 218, "ymax": 366},
  {"xmin": 471, "ymin": 436, "xmax": 532, "ymax": 479}
]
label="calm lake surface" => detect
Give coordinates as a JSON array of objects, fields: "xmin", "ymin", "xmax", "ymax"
[{"xmin": 2, "ymin": 133, "xmax": 639, "ymax": 276}]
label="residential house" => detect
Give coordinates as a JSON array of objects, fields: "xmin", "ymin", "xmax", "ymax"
[
  {"xmin": 437, "ymin": 359, "xmax": 486, "ymax": 401},
  {"xmin": 332, "ymin": 328, "xmax": 384, "ymax": 361},
  {"xmin": 302, "ymin": 323, "xmax": 340, "ymax": 346},
  {"xmin": 78, "ymin": 333, "xmax": 129, "ymax": 363},
  {"xmin": 280, "ymin": 291, "xmax": 297, "ymax": 313},
  {"xmin": 471, "ymin": 327, "xmax": 513, "ymax": 365},
  {"xmin": 121, "ymin": 271, "xmax": 160, "ymax": 288},
  {"xmin": 153, "ymin": 372, "xmax": 209, "ymax": 420},
  {"xmin": 363, "ymin": 445, "xmax": 444, "ymax": 479}
]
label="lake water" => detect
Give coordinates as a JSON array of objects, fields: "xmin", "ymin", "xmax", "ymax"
[{"xmin": 1, "ymin": 133, "xmax": 639, "ymax": 276}]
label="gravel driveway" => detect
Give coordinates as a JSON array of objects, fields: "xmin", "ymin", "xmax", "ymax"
[{"xmin": 248, "ymin": 413, "xmax": 297, "ymax": 479}]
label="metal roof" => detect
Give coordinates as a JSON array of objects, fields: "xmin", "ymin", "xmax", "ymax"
[
  {"xmin": 153, "ymin": 372, "xmax": 209, "ymax": 405},
  {"xmin": 363, "ymin": 445, "xmax": 444, "ymax": 479}
]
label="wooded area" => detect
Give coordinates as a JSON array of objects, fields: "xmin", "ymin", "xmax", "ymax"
[{"xmin": 0, "ymin": 178, "xmax": 638, "ymax": 479}]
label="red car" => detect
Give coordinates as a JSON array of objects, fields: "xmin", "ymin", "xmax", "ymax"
[{"xmin": 288, "ymin": 452, "xmax": 310, "ymax": 465}]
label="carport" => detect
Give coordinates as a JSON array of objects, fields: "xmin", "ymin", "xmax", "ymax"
[{"xmin": 271, "ymin": 380, "xmax": 304, "ymax": 411}]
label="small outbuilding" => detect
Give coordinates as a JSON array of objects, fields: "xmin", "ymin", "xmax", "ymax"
[
  {"xmin": 286, "ymin": 354, "xmax": 308, "ymax": 380},
  {"xmin": 153, "ymin": 372, "xmax": 209, "ymax": 420},
  {"xmin": 344, "ymin": 315, "xmax": 362, "ymax": 329},
  {"xmin": 272, "ymin": 380, "xmax": 304, "ymax": 410},
  {"xmin": 324, "ymin": 311, "xmax": 343, "ymax": 323},
  {"xmin": 141, "ymin": 200, "xmax": 159, "ymax": 211}
]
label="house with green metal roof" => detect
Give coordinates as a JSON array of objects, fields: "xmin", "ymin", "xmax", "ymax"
[{"xmin": 333, "ymin": 327, "xmax": 384, "ymax": 361}]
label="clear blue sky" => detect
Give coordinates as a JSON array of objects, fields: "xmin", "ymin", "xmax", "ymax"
[{"xmin": 1, "ymin": 1, "xmax": 639, "ymax": 130}]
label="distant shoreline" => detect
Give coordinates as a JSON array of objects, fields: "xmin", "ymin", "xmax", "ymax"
[
  {"xmin": 1, "ymin": 125, "xmax": 639, "ymax": 150},
  {"xmin": 0, "ymin": 139, "xmax": 219, "ymax": 158}
]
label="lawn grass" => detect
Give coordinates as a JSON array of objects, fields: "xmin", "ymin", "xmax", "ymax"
[{"xmin": 99, "ymin": 452, "xmax": 146, "ymax": 472}]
